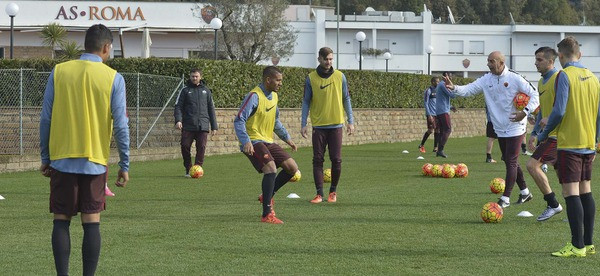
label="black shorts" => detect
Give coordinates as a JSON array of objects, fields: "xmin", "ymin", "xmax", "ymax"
[
  {"xmin": 245, "ymin": 142, "xmax": 292, "ymax": 173},
  {"xmin": 531, "ymin": 138, "xmax": 557, "ymax": 166},
  {"xmin": 49, "ymin": 169, "xmax": 106, "ymax": 216},
  {"xmin": 556, "ymin": 151, "xmax": 594, "ymax": 184},
  {"xmin": 436, "ymin": 113, "xmax": 451, "ymax": 132},
  {"xmin": 486, "ymin": 121, "xmax": 497, "ymax": 139}
]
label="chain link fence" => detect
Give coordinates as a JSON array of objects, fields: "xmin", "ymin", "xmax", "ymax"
[{"xmin": 0, "ymin": 69, "xmax": 184, "ymax": 155}]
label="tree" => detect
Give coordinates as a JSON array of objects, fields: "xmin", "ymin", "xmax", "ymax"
[
  {"xmin": 58, "ymin": 40, "xmax": 83, "ymax": 60},
  {"xmin": 194, "ymin": 0, "xmax": 298, "ymax": 64},
  {"xmin": 40, "ymin": 23, "xmax": 67, "ymax": 59}
]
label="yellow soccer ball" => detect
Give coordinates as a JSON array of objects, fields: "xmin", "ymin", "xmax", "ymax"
[
  {"xmin": 481, "ymin": 202, "xmax": 504, "ymax": 223},
  {"xmin": 290, "ymin": 170, "xmax": 301, "ymax": 182},
  {"xmin": 190, "ymin": 165, "xmax": 204, "ymax": 179},
  {"xmin": 490, "ymin": 178, "xmax": 505, "ymax": 194},
  {"xmin": 323, "ymin": 168, "xmax": 332, "ymax": 183}
]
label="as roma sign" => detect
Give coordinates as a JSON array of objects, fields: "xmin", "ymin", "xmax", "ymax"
[{"xmin": 55, "ymin": 5, "xmax": 146, "ymax": 21}]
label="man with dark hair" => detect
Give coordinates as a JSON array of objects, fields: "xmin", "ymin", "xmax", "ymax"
[
  {"xmin": 174, "ymin": 68, "xmax": 218, "ymax": 177},
  {"xmin": 444, "ymin": 51, "xmax": 539, "ymax": 208},
  {"xmin": 40, "ymin": 24, "xmax": 130, "ymax": 276},
  {"xmin": 234, "ymin": 66, "xmax": 299, "ymax": 224},
  {"xmin": 434, "ymin": 72, "xmax": 457, "ymax": 158},
  {"xmin": 418, "ymin": 76, "xmax": 439, "ymax": 153},
  {"xmin": 538, "ymin": 36, "xmax": 599, "ymax": 257},
  {"xmin": 301, "ymin": 46, "xmax": 355, "ymax": 204},
  {"xmin": 526, "ymin": 46, "xmax": 563, "ymax": 221}
]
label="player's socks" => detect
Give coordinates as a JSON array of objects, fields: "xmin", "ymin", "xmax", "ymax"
[
  {"xmin": 580, "ymin": 192, "xmax": 595, "ymax": 246},
  {"xmin": 565, "ymin": 195, "xmax": 585, "ymax": 249},
  {"xmin": 82, "ymin": 222, "xmax": 101, "ymax": 276},
  {"xmin": 420, "ymin": 132, "xmax": 430, "ymax": 147},
  {"xmin": 273, "ymin": 171, "xmax": 294, "ymax": 194},
  {"xmin": 486, "ymin": 153, "xmax": 492, "ymax": 160},
  {"xmin": 500, "ymin": 196, "xmax": 510, "ymax": 204},
  {"xmin": 520, "ymin": 188, "xmax": 530, "ymax": 196},
  {"xmin": 52, "ymin": 219, "xmax": 71, "ymax": 276},
  {"xmin": 544, "ymin": 192, "xmax": 560, "ymax": 208},
  {"xmin": 261, "ymin": 173, "xmax": 276, "ymax": 217}
]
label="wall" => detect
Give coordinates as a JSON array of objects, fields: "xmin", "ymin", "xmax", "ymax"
[{"xmin": 0, "ymin": 108, "xmax": 488, "ymax": 173}]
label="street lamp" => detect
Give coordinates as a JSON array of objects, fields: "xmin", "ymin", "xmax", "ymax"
[
  {"xmin": 383, "ymin": 52, "xmax": 392, "ymax": 72},
  {"xmin": 426, "ymin": 45, "xmax": 434, "ymax": 75},
  {"xmin": 209, "ymin": 18, "xmax": 222, "ymax": 60},
  {"xmin": 355, "ymin": 31, "xmax": 366, "ymax": 70},
  {"xmin": 5, "ymin": 3, "xmax": 19, "ymax": 59}
]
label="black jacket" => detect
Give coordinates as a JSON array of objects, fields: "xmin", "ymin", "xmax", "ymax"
[{"xmin": 174, "ymin": 80, "xmax": 218, "ymax": 132}]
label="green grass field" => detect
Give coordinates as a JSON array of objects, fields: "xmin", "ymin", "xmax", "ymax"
[{"xmin": 1, "ymin": 136, "xmax": 598, "ymax": 275}]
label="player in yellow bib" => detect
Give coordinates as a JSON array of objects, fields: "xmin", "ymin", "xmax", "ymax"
[
  {"xmin": 526, "ymin": 47, "xmax": 563, "ymax": 221},
  {"xmin": 537, "ymin": 36, "xmax": 600, "ymax": 257},
  {"xmin": 234, "ymin": 66, "xmax": 298, "ymax": 224},
  {"xmin": 301, "ymin": 47, "xmax": 355, "ymax": 204}
]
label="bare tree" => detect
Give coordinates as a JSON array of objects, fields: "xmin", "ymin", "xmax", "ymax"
[{"xmin": 194, "ymin": 0, "xmax": 297, "ymax": 63}]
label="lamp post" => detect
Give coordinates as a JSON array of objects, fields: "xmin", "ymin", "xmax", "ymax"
[
  {"xmin": 209, "ymin": 18, "xmax": 222, "ymax": 60},
  {"xmin": 383, "ymin": 52, "xmax": 392, "ymax": 72},
  {"xmin": 355, "ymin": 31, "xmax": 366, "ymax": 70},
  {"xmin": 5, "ymin": 3, "xmax": 19, "ymax": 59},
  {"xmin": 426, "ymin": 45, "xmax": 434, "ymax": 75}
]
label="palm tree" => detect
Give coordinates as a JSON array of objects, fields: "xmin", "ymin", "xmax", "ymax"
[
  {"xmin": 58, "ymin": 40, "xmax": 83, "ymax": 60},
  {"xmin": 40, "ymin": 23, "xmax": 67, "ymax": 59}
]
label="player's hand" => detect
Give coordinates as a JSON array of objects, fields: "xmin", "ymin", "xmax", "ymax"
[
  {"xmin": 347, "ymin": 124, "xmax": 355, "ymax": 135},
  {"xmin": 211, "ymin": 130, "xmax": 217, "ymax": 136},
  {"xmin": 527, "ymin": 115, "xmax": 536, "ymax": 125},
  {"xmin": 527, "ymin": 136, "xmax": 537, "ymax": 152},
  {"xmin": 243, "ymin": 142, "xmax": 254, "ymax": 156},
  {"xmin": 450, "ymin": 106, "xmax": 457, "ymax": 112},
  {"xmin": 539, "ymin": 117, "xmax": 548, "ymax": 128},
  {"xmin": 115, "ymin": 169, "xmax": 129, "ymax": 187},
  {"xmin": 287, "ymin": 140, "xmax": 297, "ymax": 152},
  {"xmin": 510, "ymin": 111, "xmax": 526, "ymax": 122},
  {"xmin": 40, "ymin": 164, "xmax": 51, "ymax": 177},
  {"xmin": 443, "ymin": 75, "xmax": 455, "ymax": 90},
  {"xmin": 175, "ymin": 122, "xmax": 182, "ymax": 130},
  {"xmin": 301, "ymin": 126, "xmax": 309, "ymax": 139}
]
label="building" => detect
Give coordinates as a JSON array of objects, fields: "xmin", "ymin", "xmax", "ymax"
[{"xmin": 1, "ymin": 1, "xmax": 600, "ymax": 86}]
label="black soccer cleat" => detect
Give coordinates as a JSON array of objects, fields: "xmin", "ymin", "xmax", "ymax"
[
  {"xmin": 516, "ymin": 193, "xmax": 533, "ymax": 204},
  {"xmin": 436, "ymin": 151, "xmax": 447, "ymax": 158}
]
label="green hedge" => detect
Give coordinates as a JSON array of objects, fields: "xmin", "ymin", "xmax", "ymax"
[{"xmin": 0, "ymin": 58, "xmax": 485, "ymax": 108}]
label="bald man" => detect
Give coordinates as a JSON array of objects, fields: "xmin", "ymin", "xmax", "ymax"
[{"xmin": 444, "ymin": 51, "xmax": 539, "ymax": 208}]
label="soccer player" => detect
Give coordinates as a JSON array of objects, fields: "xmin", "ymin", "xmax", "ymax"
[
  {"xmin": 485, "ymin": 105, "xmax": 498, "ymax": 163},
  {"xmin": 39, "ymin": 24, "xmax": 130, "ymax": 276},
  {"xmin": 234, "ymin": 66, "xmax": 298, "ymax": 224},
  {"xmin": 418, "ymin": 77, "xmax": 440, "ymax": 153},
  {"xmin": 444, "ymin": 51, "xmax": 539, "ymax": 208},
  {"xmin": 435, "ymin": 72, "xmax": 457, "ymax": 158},
  {"xmin": 301, "ymin": 47, "xmax": 355, "ymax": 204},
  {"xmin": 526, "ymin": 47, "xmax": 563, "ymax": 221},
  {"xmin": 537, "ymin": 36, "xmax": 599, "ymax": 257},
  {"xmin": 174, "ymin": 69, "xmax": 218, "ymax": 177}
]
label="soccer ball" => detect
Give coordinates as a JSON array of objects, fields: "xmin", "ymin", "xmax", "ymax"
[
  {"xmin": 431, "ymin": 164, "xmax": 443, "ymax": 177},
  {"xmin": 422, "ymin": 163, "xmax": 433, "ymax": 176},
  {"xmin": 323, "ymin": 168, "xmax": 332, "ymax": 183},
  {"xmin": 189, "ymin": 165, "xmax": 204, "ymax": 179},
  {"xmin": 489, "ymin": 178, "xmax": 505, "ymax": 194},
  {"xmin": 290, "ymin": 170, "xmax": 301, "ymax": 182},
  {"xmin": 596, "ymin": 143, "xmax": 600, "ymax": 153},
  {"xmin": 455, "ymin": 163, "xmax": 469, "ymax": 178},
  {"xmin": 481, "ymin": 202, "xmax": 504, "ymax": 223},
  {"xmin": 441, "ymin": 164, "xmax": 455, "ymax": 178},
  {"xmin": 513, "ymin": 92, "xmax": 530, "ymax": 111}
]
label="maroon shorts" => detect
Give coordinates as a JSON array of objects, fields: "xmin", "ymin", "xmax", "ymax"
[
  {"xmin": 486, "ymin": 121, "xmax": 497, "ymax": 139},
  {"xmin": 436, "ymin": 113, "xmax": 451, "ymax": 132},
  {"xmin": 245, "ymin": 142, "xmax": 292, "ymax": 173},
  {"xmin": 555, "ymin": 151, "xmax": 594, "ymax": 184},
  {"xmin": 531, "ymin": 138, "xmax": 557, "ymax": 166},
  {"xmin": 427, "ymin": 116, "xmax": 436, "ymax": 131},
  {"xmin": 49, "ymin": 169, "xmax": 106, "ymax": 216}
]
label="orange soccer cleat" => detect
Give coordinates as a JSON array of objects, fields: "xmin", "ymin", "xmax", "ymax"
[
  {"xmin": 261, "ymin": 212, "xmax": 283, "ymax": 224},
  {"xmin": 327, "ymin": 192, "xmax": 337, "ymax": 203},
  {"xmin": 310, "ymin": 194, "xmax": 323, "ymax": 204}
]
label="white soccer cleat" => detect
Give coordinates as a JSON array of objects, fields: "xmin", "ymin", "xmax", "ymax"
[
  {"xmin": 541, "ymin": 164, "xmax": 548, "ymax": 173},
  {"xmin": 537, "ymin": 204, "xmax": 563, "ymax": 221}
]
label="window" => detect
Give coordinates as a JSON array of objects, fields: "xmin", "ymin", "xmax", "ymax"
[
  {"xmin": 377, "ymin": 39, "xmax": 390, "ymax": 51},
  {"xmin": 354, "ymin": 39, "xmax": 369, "ymax": 53},
  {"xmin": 0, "ymin": 48, "xmax": 4, "ymax": 59},
  {"xmin": 469, "ymin": 41, "xmax": 484, "ymax": 55},
  {"xmin": 448, "ymin": 40, "xmax": 463, "ymax": 54},
  {"xmin": 113, "ymin": 49, "xmax": 123, "ymax": 58}
]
